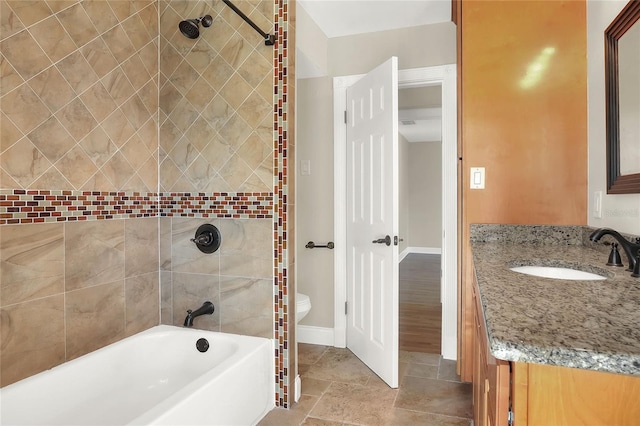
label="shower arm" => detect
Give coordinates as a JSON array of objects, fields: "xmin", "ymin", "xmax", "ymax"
[{"xmin": 222, "ymin": 0, "xmax": 275, "ymax": 45}]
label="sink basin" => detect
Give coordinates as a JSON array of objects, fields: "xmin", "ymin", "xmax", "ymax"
[{"xmin": 510, "ymin": 266, "xmax": 607, "ymax": 280}]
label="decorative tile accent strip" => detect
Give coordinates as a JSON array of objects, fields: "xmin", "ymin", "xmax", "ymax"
[
  {"xmin": 159, "ymin": 193, "xmax": 273, "ymax": 218},
  {"xmin": 0, "ymin": 190, "xmax": 157, "ymax": 225},
  {"xmin": 0, "ymin": 190, "xmax": 274, "ymax": 225},
  {"xmin": 273, "ymin": 0, "xmax": 290, "ymax": 409}
]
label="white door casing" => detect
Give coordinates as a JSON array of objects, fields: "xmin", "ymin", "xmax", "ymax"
[
  {"xmin": 334, "ymin": 64, "xmax": 458, "ymax": 361},
  {"xmin": 345, "ymin": 57, "xmax": 399, "ymax": 388}
]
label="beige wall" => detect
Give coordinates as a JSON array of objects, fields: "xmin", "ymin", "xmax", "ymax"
[
  {"xmin": 587, "ymin": 0, "xmax": 640, "ymax": 234},
  {"xmin": 328, "ymin": 22, "xmax": 456, "ymax": 76},
  {"xmin": 296, "ymin": 76, "xmax": 334, "ymax": 327},
  {"xmin": 399, "ymin": 134, "xmax": 409, "ymax": 255},
  {"xmin": 408, "ymin": 142, "xmax": 442, "ymax": 249},
  {"xmin": 296, "ymin": 22, "xmax": 456, "ymax": 328}
]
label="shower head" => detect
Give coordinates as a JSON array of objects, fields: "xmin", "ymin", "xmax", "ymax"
[{"xmin": 178, "ymin": 15, "xmax": 213, "ymax": 39}]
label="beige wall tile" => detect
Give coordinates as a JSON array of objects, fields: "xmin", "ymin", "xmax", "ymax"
[
  {"xmin": 80, "ymin": 82, "xmax": 118, "ymax": 123},
  {"xmin": 2, "ymin": 83, "xmax": 51, "ymax": 135},
  {"xmin": 65, "ymin": 220, "xmax": 125, "ymax": 291},
  {"xmin": 6, "ymin": 1, "xmax": 52, "ymax": 27},
  {"xmin": 27, "ymin": 117, "xmax": 74, "ymax": 164},
  {"xmin": 219, "ymin": 219, "xmax": 271, "ymax": 279},
  {"xmin": 55, "ymin": 145, "xmax": 98, "ymax": 189},
  {"xmin": 65, "ymin": 280, "xmax": 125, "ymax": 360},
  {"xmin": 160, "ymin": 271, "xmax": 172, "ymax": 325},
  {"xmin": 0, "ymin": 295, "xmax": 65, "ymax": 386},
  {"xmin": 29, "ymin": 15, "xmax": 76, "ymax": 63},
  {"xmin": 0, "ymin": 54, "xmax": 24, "ymax": 97},
  {"xmin": 28, "ymin": 66, "xmax": 76, "ymax": 114},
  {"xmin": 0, "ymin": 30, "xmax": 51, "ymax": 81},
  {"xmin": 125, "ymin": 272, "xmax": 159, "ymax": 336},
  {"xmin": 81, "ymin": 0, "xmax": 119, "ymax": 34},
  {"xmin": 0, "ymin": 138, "xmax": 52, "ymax": 188},
  {"xmin": 125, "ymin": 217, "xmax": 159, "ymax": 277},
  {"xmin": 1, "ymin": 223, "xmax": 64, "ymax": 306},
  {"xmin": 57, "ymin": 51, "xmax": 99, "ymax": 95},
  {"xmin": 220, "ymin": 276, "xmax": 272, "ymax": 338},
  {"xmin": 0, "ymin": 1, "xmax": 25, "ymax": 40},
  {"xmin": 81, "ymin": 37, "xmax": 119, "ymax": 79},
  {"xmin": 171, "ymin": 272, "xmax": 220, "ymax": 330},
  {"xmin": 171, "ymin": 218, "xmax": 221, "ymax": 274},
  {"xmin": 55, "ymin": 98, "xmax": 98, "ymax": 141}
]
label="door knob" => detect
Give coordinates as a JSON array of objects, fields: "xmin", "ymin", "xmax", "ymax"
[{"xmin": 372, "ymin": 235, "xmax": 391, "ymax": 246}]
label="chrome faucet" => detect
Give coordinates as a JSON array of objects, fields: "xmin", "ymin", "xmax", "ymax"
[
  {"xmin": 184, "ymin": 301, "xmax": 215, "ymax": 327},
  {"xmin": 589, "ymin": 228, "xmax": 640, "ymax": 272}
]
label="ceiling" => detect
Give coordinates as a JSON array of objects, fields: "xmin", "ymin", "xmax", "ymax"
[{"xmin": 297, "ymin": 0, "xmax": 452, "ymax": 38}]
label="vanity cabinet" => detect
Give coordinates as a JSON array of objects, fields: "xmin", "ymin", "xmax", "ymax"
[
  {"xmin": 472, "ymin": 272, "xmax": 640, "ymax": 426},
  {"xmin": 472, "ymin": 273, "xmax": 510, "ymax": 426}
]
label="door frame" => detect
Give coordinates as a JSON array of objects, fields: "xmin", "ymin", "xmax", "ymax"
[{"xmin": 333, "ymin": 64, "xmax": 458, "ymax": 360}]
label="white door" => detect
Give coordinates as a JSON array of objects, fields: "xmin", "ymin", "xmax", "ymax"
[{"xmin": 346, "ymin": 57, "xmax": 399, "ymax": 388}]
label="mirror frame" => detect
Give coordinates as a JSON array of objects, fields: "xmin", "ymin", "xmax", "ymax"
[{"xmin": 605, "ymin": 0, "xmax": 640, "ymax": 194}]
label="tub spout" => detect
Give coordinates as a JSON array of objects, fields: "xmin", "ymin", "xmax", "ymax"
[{"xmin": 184, "ymin": 301, "xmax": 215, "ymax": 327}]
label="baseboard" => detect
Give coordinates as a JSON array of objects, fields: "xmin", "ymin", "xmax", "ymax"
[
  {"xmin": 400, "ymin": 247, "xmax": 442, "ymax": 261},
  {"xmin": 297, "ymin": 325, "xmax": 335, "ymax": 346}
]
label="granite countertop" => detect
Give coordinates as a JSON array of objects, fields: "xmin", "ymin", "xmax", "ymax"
[{"xmin": 470, "ymin": 224, "xmax": 640, "ymax": 377}]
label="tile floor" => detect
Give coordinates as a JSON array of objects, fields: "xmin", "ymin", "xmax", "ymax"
[{"xmin": 259, "ymin": 344, "xmax": 472, "ymax": 425}]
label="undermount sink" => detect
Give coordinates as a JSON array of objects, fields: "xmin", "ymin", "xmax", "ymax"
[{"xmin": 510, "ymin": 265, "xmax": 607, "ymax": 281}]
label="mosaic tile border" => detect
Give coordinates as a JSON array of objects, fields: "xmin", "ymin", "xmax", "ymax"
[
  {"xmin": 0, "ymin": 190, "xmax": 274, "ymax": 225},
  {"xmin": 273, "ymin": 0, "xmax": 290, "ymax": 409},
  {"xmin": 159, "ymin": 193, "xmax": 273, "ymax": 218}
]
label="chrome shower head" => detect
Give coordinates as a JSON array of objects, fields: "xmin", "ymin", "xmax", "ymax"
[{"xmin": 178, "ymin": 15, "xmax": 213, "ymax": 39}]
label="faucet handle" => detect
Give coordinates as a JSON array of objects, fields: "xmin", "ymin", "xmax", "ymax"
[{"xmin": 607, "ymin": 243, "xmax": 624, "ymax": 267}]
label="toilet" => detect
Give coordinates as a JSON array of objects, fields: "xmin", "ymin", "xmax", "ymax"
[{"xmin": 296, "ymin": 293, "xmax": 311, "ymax": 322}]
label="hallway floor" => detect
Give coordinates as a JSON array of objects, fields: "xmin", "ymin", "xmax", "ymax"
[
  {"xmin": 400, "ymin": 253, "xmax": 442, "ymax": 354},
  {"xmin": 259, "ymin": 344, "xmax": 472, "ymax": 425}
]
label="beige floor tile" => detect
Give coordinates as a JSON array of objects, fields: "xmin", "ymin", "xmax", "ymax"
[
  {"xmin": 258, "ymin": 395, "xmax": 318, "ymax": 426},
  {"xmin": 303, "ymin": 347, "xmax": 373, "ymax": 385},
  {"xmin": 387, "ymin": 408, "xmax": 471, "ymax": 426},
  {"xmin": 394, "ymin": 376, "xmax": 472, "ymax": 419},
  {"xmin": 299, "ymin": 343, "xmax": 330, "ymax": 365},
  {"xmin": 302, "ymin": 417, "xmax": 344, "ymax": 425},
  {"xmin": 405, "ymin": 362, "xmax": 439, "ymax": 379},
  {"xmin": 301, "ymin": 377, "xmax": 332, "ymax": 396},
  {"xmin": 399, "ymin": 351, "xmax": 441, "ymax": 366},
  {"xmin": 309, "ymin": 382, "xmax": 398, "ymax": 425}
]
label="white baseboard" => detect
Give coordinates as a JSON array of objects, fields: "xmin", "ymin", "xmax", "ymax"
[
  {"xmin": 297, "ymin": 325, "xmax": 335, "ymax": 346},
  {"xmin": 400, "ymin": 246, "xmax": 442, "ymax": 261}
]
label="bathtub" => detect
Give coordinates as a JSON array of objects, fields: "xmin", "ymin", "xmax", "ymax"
[{"xmin": 1, "ymin": 325, "xmax": 274, "ymax": 425}]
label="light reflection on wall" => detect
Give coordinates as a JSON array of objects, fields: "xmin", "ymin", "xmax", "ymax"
[{"xmin": 520, "ymin": 47, "xmax": 556, "ymax": 89}]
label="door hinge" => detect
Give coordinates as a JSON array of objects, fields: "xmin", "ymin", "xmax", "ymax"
[
  {"xmin": 344, "ymin": 110, "xmax": 347, "ymax": 124},
  {"xmin": 345, "ymin": 301, "xmax": 348, "ymax": 315},
  {"xmin": 508, "ymin": 410, "xmax": 514, "ymax": 426}
]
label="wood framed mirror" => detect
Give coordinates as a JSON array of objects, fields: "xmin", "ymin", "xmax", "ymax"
[{"xmin": 605, "ymin": 0, "xmax": 640, "ymax": 194}]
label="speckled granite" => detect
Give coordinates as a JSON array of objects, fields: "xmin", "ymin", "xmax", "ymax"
[{"xmin": 470, "ymin": 224, "xmax": 640, "ymax": 376}]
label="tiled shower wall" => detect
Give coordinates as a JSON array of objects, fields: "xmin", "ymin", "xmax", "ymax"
[
  {"xmin": 157, "ymin": 0, "xmax": 275, "ymax": 338},
  {"xmin": 0, "ymin": 0, "xmax": 160, "ymax": 387},
  {"xmin": 0, "ymin": 0, "xmax": 293, "ymax": 405}
]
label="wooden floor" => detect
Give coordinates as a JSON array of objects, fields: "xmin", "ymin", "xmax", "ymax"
[{"xmin": 399, "ymin": 253, "xmax": 442, "ymax": 354}]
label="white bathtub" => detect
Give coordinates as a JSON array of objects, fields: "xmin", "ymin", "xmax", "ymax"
[{"xmin": 0, "ymin": 325, "xmax": 274, "ymax": 425}]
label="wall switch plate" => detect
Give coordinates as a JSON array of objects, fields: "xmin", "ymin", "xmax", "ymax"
[
  {"xmin": 301, "ymin": 160, "xmax": 311, "ymax": 176},
  {"xmin": 470, "ymin": 167, "xmax": 485, "ymax": 189},
  {"xmin": 594, "ymin": 191, "xmax": 602, "ymax": 218}
]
